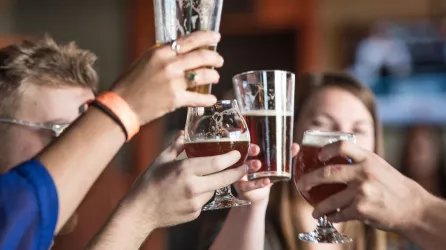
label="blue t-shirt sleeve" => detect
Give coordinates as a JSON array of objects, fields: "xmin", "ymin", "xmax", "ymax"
[{"xmin": 0, "ymin": 160, "xmax": 58, "ymax": 250}]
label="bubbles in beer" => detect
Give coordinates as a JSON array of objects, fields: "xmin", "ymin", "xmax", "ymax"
[{"xmin": 207, "ymin": 107, "xmax": 247, "ymax": 139}]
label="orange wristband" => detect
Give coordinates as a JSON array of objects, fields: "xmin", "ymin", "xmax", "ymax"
[{"xmin": 95, "ymin": 92, "xmax": 140, "ymax": 141}]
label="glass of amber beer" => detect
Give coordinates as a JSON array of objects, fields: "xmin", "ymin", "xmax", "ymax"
[
  {"xmin": 153, "ymin": 0, "xmax": 223, "ymax": 94},
  {"xmin": 294, "ymin": 130, "xmax": 356, "ymax": 243},
  {"xmin": 184, "ymin": 100, "xmax": 251, "ymax": 210},
  {"xmin": 233, "ymin": 70, "xmax": 295, "ymax": 182}
]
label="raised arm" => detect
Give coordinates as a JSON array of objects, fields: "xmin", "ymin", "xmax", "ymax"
[
  {"xmin": 210, "ymin": 144, "xmax": 300, "ymax": 250},
  {"xmin": 86, "ymin": 133, "xmax": 246, "ymax": 249},
  {"xmin": 37, "ymin": 30, "xmax": 222, "ymax": 233}
]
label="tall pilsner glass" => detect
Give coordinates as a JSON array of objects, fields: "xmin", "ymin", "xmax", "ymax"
[
  {"xmin": 233, "ymin": 70, "xmax": 295, "ymax": 182},
  {"xmin": 294, "ymin": 130, "xmax": 356, "ymax": 243},
  {"xmin": 153, "ymin": 0, "xmax": 223, "ymax": 94}
]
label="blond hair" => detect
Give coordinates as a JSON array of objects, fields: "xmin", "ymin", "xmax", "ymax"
[{"xmin": 0, "ymin": 35, "xmax": 98, "ymax": 116}]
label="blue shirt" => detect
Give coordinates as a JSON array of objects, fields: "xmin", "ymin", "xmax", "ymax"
[{"xmin": 0, "ymin": 160, "xmax": 58, "ymax": 250}]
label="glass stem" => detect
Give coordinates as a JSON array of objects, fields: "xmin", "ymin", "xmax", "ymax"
[
  {"xmin": 215, "ymin": 185, "xmax": 233, "ymax": 197},
  {"xmin": 317, "ymin": 216, "xmax": 334, "ymax": 229}
]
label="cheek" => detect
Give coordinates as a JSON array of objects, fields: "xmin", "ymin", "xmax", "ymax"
[{"xmin": 5, "ymin": 130, "xmax": 49, "ymax": 166}]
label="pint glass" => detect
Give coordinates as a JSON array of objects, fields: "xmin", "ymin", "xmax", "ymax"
[{"xmin": 233, "ymin": 70, "xmax": 295, "ymax": 182}]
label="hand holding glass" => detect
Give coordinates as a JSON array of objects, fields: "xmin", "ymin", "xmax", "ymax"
[
  {"xmin": 294, "ymin": 130, "xmax": 356, "ymax": 244},
  {"xmin": 154, "ymin": 0, "xmax": 223, "ymax": 94},
  {"xmin": 184, "ymin": 100, "xmax": 251, "ymax": 210}
]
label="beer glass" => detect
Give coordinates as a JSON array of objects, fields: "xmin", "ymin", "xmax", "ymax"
[
  {"xmin": 294, "ymin": 130, "xmax": 356, "ymax": 243},
  {"xmin": 153, "ymin": 0, "xmax": 223, "ymax": 94},
  {"xmin": 184, "ymin": 100, "xmax": 251, "ymax": 210},
  {"xmin": 233, "ymin": 70, "xmax": 295, "ymax": 182}
]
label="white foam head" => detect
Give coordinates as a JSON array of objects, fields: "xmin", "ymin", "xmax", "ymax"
[
  {"xmin": 185, "ymin": 138, "xmax": 250, "ymax": 143},
  {"xmin": 302, "ymin": 130, "xmax": 356, "ymax": 147},
  {"xmin": 242, "ymin": 110, "xmax": 293, "ymax": 117}
]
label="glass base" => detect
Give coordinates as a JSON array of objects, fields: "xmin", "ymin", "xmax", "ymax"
[
  {"xmin": 248, "ymin": 171, "xmax": 291, "ymax": 183},
  {"xmin": 202, "ymin": 186, "xmax": 251, "ymax": 211},
  {"xmin": 202, "ymin": 195, "xmax": 251, "ymax": 211},
  {"xmin": 298, "ymin": 223, "xmax": 352, "ymax": 244}
]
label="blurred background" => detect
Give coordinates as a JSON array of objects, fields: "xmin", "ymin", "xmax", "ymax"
[{"xmin": 1, "ymin": 0, "xmax": 445, "ymax": 249}]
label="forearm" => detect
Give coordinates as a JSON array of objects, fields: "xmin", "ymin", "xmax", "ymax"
[
  {"xmin": 402, "ymin": 191, "xmax": 446, "ymax": 250},
  {"xmin": 86, "ymin": 198, "xmax": 154, "ymax": 250},
  {"xmin": 37, "ymin": 107, "xmax": 126, "ymax": 232},
  {"xmin": 210, "ymin": 202, "xmax": 267, "ymax": 250}
]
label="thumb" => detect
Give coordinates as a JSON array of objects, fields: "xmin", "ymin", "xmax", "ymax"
[
  {"xmin": 153, "ymin": 131, "xmax": 185, "ymax": 165},
  {"xmin": 199, "ymin": 164, "xmax": 246, "ymax": 193}
]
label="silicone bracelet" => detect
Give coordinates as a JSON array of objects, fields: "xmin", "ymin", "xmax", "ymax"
[
  {"xmin": 89, "ymin": 100, "xmax": 128, "ymax": 140},
  {"xmin": 94, "ymin": 92, "xmax": 140, "ymax": 141}
]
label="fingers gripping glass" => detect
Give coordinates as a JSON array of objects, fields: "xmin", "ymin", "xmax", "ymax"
[
  {"xmin": 293, "ymin": 130, "xmax": 356, "ymax": 244},
  {"xmin": 0, "ymin": 118, "xmax": 69, "ymax": 137},
  {"xmin": 154, "ymin": 0, "xmax": 223, "ymax": 94},
  {"xmin": 184, "ymin": 100, "xmax": 251, "ymax": 211}
]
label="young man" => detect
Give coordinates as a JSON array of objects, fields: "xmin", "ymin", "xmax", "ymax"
[
  {"xmin": 0, "ymin": 36, "xmax": 98, "ymax": 234},
  {"xmin": 0, "ymin": 32, "xmax": 249, "ymax": 249},
  {"xmin": 0, "ymin": 33, "xmax": 287, "ymax": 250},
  {"xmin": 0, "ymin": 36, "xmax": 97, "ymax": 172}
]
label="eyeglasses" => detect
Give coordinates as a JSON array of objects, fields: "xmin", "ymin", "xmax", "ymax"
[{"xmin": 0, "ymin": 118, "xmax": 70, "ymax": 137}]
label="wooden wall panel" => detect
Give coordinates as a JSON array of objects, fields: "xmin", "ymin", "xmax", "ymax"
[
  {"xmin": 128, "ymin": 0, "xmax": 166, "ymax": 249},
  {"xmin": 0, "ymin": 35, "xmax": 30, "ymax": 47},
  {"xmin": 53, "ymin": 168, "xmax": 133, "ymax": 249}
]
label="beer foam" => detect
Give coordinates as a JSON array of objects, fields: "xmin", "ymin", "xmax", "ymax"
[
  {"xmin": 185, "ymin": 138, "xmax": 250, "ymax": 143},
  {"xmin": 242, "ymin": 110, "xmax": 293, "ymax": 117},
  {"xmin": 302, "ymin": 131, "xmax": 355, "ymax": 147}
]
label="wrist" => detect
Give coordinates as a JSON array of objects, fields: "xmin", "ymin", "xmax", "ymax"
[
  {"xmin": 90, "ymin": 91, "xmax": 140, "ymax": 141},
  {"xmin": 110, "ymin": 86, "xmax": 146, "ymax": 125},
  {"xmin": 251, "ymin": 198, "xmax": 270, "ymax": 208},
  {"xmin": 237, "ymin": 199, "xmax": 268, "ymax": 215},
  {"xmin": 114, "ymin": 199, "xmax": 156, "ymax": 241},
  {"xmin": 400, "ymin": 185, "xmax": 438, "ymax": 238},
  {"xmin": 87, "ymin": 198, "xmax": 156, "ymax": 250}
]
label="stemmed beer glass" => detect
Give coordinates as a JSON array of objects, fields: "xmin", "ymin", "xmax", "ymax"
[
  {"xmin": 294, "ymin": 130, "xmax": 356, "ymax": 243},
  {"xmin": 184, "ymin": 100, "xmax": 251, "ymax": 210}
]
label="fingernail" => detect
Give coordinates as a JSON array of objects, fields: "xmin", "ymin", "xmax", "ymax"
[{"xmin": 245, "ymin": 165, "xmax": 249, "ymax": 173}]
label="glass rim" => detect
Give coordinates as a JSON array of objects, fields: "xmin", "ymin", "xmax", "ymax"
[
  {"xmin": 188, "ymin": 99, "xmax": 237, "ymax": 108},
  {"xmin": 304, "ymin": 130, "xmax": 355, "ymax": 138},
  {"xmin": 302, "ymin": 130, "xmax": 356, "ymax": 146},
  {"xmin": 215, "ymin": 99, "xmax": 237, "ymax": 105},
  {"xmin": 186, "ymin": 100, "xmax": 241, "ymax": 114},
  {"xmin": 232, "ymin": 69, "xmax": 295, "ymax": 80}
]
